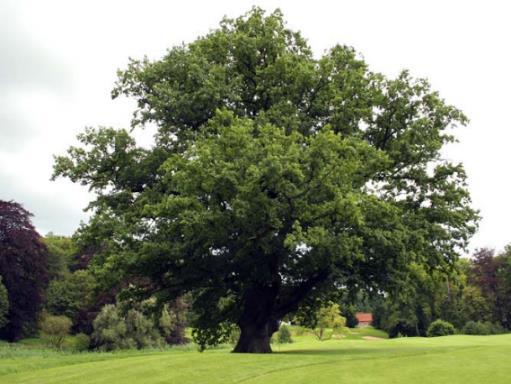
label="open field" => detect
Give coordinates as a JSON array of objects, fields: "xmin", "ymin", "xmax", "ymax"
[{"xmin": 1, "ymin": 329, "xmax": 510, "ymax": 384}]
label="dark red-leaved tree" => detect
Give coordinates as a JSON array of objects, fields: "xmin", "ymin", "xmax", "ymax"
[
  {"xmin": 0, "ymin": 200, "xmax": 49, "ymax": 341},
  {"xmin": 469, "ymin": 248, "xmax": 499, "ymax": 299}
]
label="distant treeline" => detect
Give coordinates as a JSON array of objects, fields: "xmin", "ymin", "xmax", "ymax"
[
  {"xmin": 345, "ymin": 248, "xmax": 511, "ymax": 337},
  {"xmin": 1, "ymin": 199, "xmax": 509, "ymax": 349}
]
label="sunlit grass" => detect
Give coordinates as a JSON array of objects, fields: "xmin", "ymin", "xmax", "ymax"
[{"xmin": 1, "ymin": 330, "xmax": 509, "ymax": 384}]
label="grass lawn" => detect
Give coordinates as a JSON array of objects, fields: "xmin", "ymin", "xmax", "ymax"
[{"xmin": 1, "ymin": 329, "xmax": 509, "ymax": 383}]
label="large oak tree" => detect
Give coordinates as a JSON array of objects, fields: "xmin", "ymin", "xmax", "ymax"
[{"xmin": 54, "ymin": 8, "xmax": 478, "ymax": 352}]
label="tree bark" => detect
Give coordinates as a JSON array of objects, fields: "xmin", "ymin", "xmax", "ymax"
[
  {"xmin": 232, "ymin": 286, "xmax": 280, "ymax": 353},
  {"xmin": 231, "ymin": 270, "xmax": 331, "ymax": 353},
  {"xmin": 233, "ymin": 320, "xmax": 279, "ymax": 353}
]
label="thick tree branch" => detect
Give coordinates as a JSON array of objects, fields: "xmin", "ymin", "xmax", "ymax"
[{"xmin": 275, "ymin": 269, "xmax": 330, "ymax": 318}]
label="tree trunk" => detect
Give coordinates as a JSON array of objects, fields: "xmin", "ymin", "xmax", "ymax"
[
  {"xmin": 233, "ymin": 321, "xmax": 277, "ymax": 353},
  {"xmin": 232, "ymin": 286, "xmax": 280, "ymax": 353},
  {"xmin": 231, "ymin": 271, "xmax": 330, "ymax": 353}
]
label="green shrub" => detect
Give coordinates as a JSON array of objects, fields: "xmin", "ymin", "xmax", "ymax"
[
  {"xmin": 343, "ymin": 306, "xmax": 359, "ymax": 328},
  {"xmin": 228, "ymin": 325, "xmax": 240, "ymax": 345},
  {"xmin": 387, "ymin": 320, "xmax": 418, "ymax": 338},
  {"xmin": 159, "ymin": 305, "xmax": 175, "ymax": 338},
  {"xmin": 300, "ymin": 302, "xmax": 346, "ymax": 341},
  {"xmin": 463, "ymin": 321, "xmax": 505, "ymax": 335},
  {"xmin": 92, "ymin": 304, "xmax": 164, "ymax": 351},
  {"xmin": 463, "ymin": 321, "xmax": 475, "ymax": 334},
  {"xmin": 46, "ymin": 270, "xmax": 95, "ymax": 321},
  {"xmin": 72, "ymin": 333, "xmax": 90, "ymax": 351},
  {"xmin": 277, "ymin": 324, "xmax": 293, "ymax": 344},
  {"xmin": 125, "ymin": 309, "xmax": 164, "ymax": 349},
  {"xmin": 427, "ymin": 319, "xmax": 455, "ymax": 337},
  {"xmin": 463, "ymin": 321, "xmax": 485, "ymax": 335},
  {"xmin": 293, "ymin": 326, "xmax": 307, "ymax": 336},
  {"xmin": 40, "ymin": 314, "xmax": 72, "ymax": 349},
  {"xmin": 486, "ymin": 321, "xmax": 505, "ymax": 334},
  {"xmin": 92, "ymin": 304, "xmax": 133, "ymax": 351}
]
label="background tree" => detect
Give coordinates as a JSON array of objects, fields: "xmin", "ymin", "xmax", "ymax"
[
  {"xmin": 342, "ymin": 305, "xmax": 359, "ymax": 328},
  {"xmin": 469, "ymin": 248, "xmax": 498, "ymax": 306},
  {"xmin": 304, "ymin": 302, "xmax": 346, "ymax": 341},
  {"xmin": 458, "ymin": 286, "xmax": 491, "ymax": 324},
  {"xmin": 495, "ymin": 247, "xmax": 511, "ymax": 328},
  {"xmin": 46, "ymin": 270, "xmax": 96, "ymax": 325},
  {"xmin": 372, "ymin": 250, "xmax": 511, "ymax": 336},
  {"xmin": 53, "ymin": 8, "xmax": 478, "ymax": 352},
  {"xmin": 43, "ymin": 234, "xmax": 77, "ymax": 279},
  {"xmin": 0, "ymin": 277, "xmax": 8, "ymax": 329},
  {"xmin": 0, "ymin": 200, "xmax": 49, "ymax": 341},
  {"xmin": 467, "ymin": 247, "xmax": 511, "ymax": 328}
]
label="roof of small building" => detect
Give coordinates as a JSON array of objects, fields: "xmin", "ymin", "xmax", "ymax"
[{"xmin": 355, "ymin": 312, "xmax": 373, "ymax": 323}]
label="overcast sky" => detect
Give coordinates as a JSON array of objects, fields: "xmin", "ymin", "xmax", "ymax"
[{"xmin": 1, "ymin": 0, "xmax": 509, "ymax": 254}]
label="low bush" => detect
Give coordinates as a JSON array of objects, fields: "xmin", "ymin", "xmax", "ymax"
[
  {"xmin": 91, "ymin": 305, "xmax": 131, "ymax": 350},
  {"xmin": 125, "ymin": 309, "xmax": 164, "ymax": 349},
  {"xmin": 228, "ymin": 326, "xmax": 240, "ymax": 345},
  {"xmin": 462, "ymin": 321, "xmax": 505, "ymax": 335},
  {"xmin": 463, "ymin": 321, "xmax": 487, "ymax": 335},
  {"xmin": 277, "ymin": 324, "xmax": 293, "ymax": 344},
  {"xmin": 92, "ymin": 305, "xmax": 164, "ymax": 351},
  {"xmin": 40, "ymin": 315, "xmax": 72, "ymax": 349},
  {"xmin": 427, "ymin": 319, "xmax": 455, "ymax": 337},
  {"xmin": 72, "ymin": 333, "xmax": 90, "ymax": 351},
  {"xmin": 302, "ymin": 303, "xmax": 346, "ymax": 341},
  {"xmin": 387, "ymin": 319, "xmax": 418, "ymax": 338},
  {"xmin": 487, "ymin": 322, "xmax": 506, "ymax": 334}
]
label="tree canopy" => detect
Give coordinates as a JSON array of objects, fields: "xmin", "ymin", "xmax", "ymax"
[
  {"xmin": 53, "ymin": 8, "xmax": 478, "ymax": 352},
  {"xmin": 0, "ymin": 277, "xmax": 8, "ymax": 329},
  {"xmin": 0, "ymin": 200, "xmax": 49, "ymax": 341},
  {"xmin": 43, "ymin": 234, "xmax": 78, "ymax": 279}
]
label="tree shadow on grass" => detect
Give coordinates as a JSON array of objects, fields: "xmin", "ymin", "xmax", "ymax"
[
  {"xmin": 276, "ymin": 347, "xmax": 392, "ymax": 357},
  {"xmin": 277, "ymin": 343, "xmax": 479, "ymax": 359}
]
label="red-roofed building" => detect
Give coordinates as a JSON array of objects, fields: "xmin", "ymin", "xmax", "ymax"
[{"xmin": 355, "ymin": 312, "xmax": 373, "ymax": 327}]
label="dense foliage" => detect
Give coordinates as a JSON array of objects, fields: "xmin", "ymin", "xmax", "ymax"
[
  {"xmin": 469, "ymin": 248, "xmax": 511, "ymax": 328},
  {"xmin": 43, "ymin": 234, "xmax": 78, "ymax": 279},
  {"xmin": 91, "ymin": 304, "xmax": 165, "ymax": 351},
  {"xmin": 426, "ymin": 319, "xmax": 455, "ymax": 337},
  {"xmin": 53, "ymin": 8, "xmax": 478, "ymax": 352},
  {"xmin": 462, "ymin": 320, "xmax": 504, "ymax": 335},
  {"xmin": 298, "ymin": 302, "xmax": 346, "ymax": 340},
  {"xmin": 91, "ymin": 304, "xmax": 130, "ymax": 350},
  {"xmin": 342, "ymin": 305, "xmax": 359, "ymax": 328},
  {"xmin": 40, "ymin": 314, "xmax": 73, "ymax": 349},
  {"xmin": 42, "ymin": 234, "xmax": 189, "ymax": 345},
  {"xmin": 72, "ymin": 333, "xmax": 91, "ymax": 351},
  {"xmin": 0, "ymin": 200, "xmax": 49, "ymax": 341},
  {"xmin": 370, "ymin": 247, "xmax": 511, "ymax": 337},
  {"xmin": 0, "ymin": 277, "xmax": 8, "ymax": 329},
  {"xmin": 276, "ymin": 324, "xmax": 293, "ymax": 344},
  {"xmin": 46, "ymin": 270, "xmax": 95, "ymax": 323}
]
